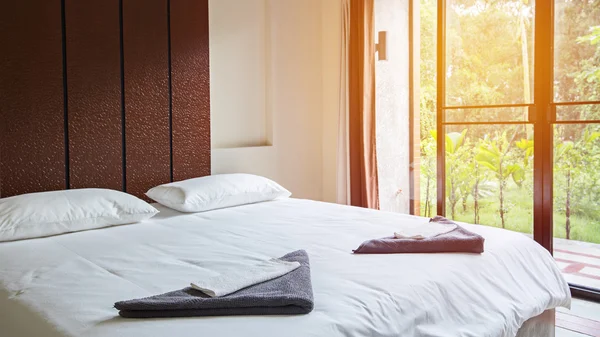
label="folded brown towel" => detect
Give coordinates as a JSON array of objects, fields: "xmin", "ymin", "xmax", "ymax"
[{"xmin": 352, "ymin": 216, "xmax": 484, "ymax": 254}]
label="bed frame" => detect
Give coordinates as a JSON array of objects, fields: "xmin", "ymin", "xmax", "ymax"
[{"xmin": 517, "ymin": 309, "xmax": 556, "ymax": 337}]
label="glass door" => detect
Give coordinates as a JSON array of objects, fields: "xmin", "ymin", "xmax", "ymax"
[
  {"xmin": 552, "ymin": 0, "xmax": 600, "ymax": 293},
  {"xmin": 429, "ymin": 0, "xmax": 600, "ymax": 298},
  {"xmin": 436, "ymin": 0, "xmax": 536, "ymax": 237}
]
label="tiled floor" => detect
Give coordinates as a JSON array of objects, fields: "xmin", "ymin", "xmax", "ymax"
[
  {"xmin": 556, "ymin": 298, "xmax": 600, "ymax": 337},
  {"xmin": 555, "ymin": 238, "xmax": 600, "ymax": 290}
]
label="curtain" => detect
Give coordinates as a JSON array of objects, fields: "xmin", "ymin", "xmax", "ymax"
[{"xmin": 339, "ymin": 0, "xmax": 379, "ymax": 209}]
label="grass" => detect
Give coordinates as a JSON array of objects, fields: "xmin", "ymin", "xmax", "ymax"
[{"xmin": 421, "ymin": 182, "xmax": 600, "ymax": 244}]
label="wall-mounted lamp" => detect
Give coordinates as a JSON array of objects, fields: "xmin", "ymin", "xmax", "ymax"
[{"xmin": 375, "ymin": 31, "xmax": 387, "ymax": 61}]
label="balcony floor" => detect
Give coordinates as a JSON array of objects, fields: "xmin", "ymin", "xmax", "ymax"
[{"xmin": 555, "ymin": 238, "xmax": 600, "ymax": 290}]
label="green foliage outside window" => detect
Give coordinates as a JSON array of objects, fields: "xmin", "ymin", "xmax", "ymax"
[{"xmin": 419, "ymin": 0, "xmax": 600, "ymax": 243}]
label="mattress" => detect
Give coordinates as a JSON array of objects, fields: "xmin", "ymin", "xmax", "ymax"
[{"xmin": 0, "ymin": 198, "xmax": 571, "ymax": 337}]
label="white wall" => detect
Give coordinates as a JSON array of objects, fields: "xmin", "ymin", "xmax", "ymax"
[
  {"xmin": 210, "ymin": 0, "xmax": 325, "ymax": 201},
  {"xmin": 321, "ymin": 0, "xmax": 411, "ymax": 209},
  {"xmin": 209, "ymin": 0, "xmax": 409, "ymax": 206},
  {"xmin": 321, "ymin": 0, "xmax": 343, "ymax": 203},
  {"xmin": 210, "ymin": 0, "xmax": 271, "ymax": 149},
  {"xmin": 375, "ymin": 0, "xmax": 411, "ymax": 213}
]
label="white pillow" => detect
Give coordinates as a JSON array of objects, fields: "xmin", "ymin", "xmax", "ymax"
[
  {"xmin": 0, "ymin": 188, "xmax": 159, "ymax": 242},
  {"xmin": 146, "ymin": 173, "xmax": 291, "ymax": 212}
]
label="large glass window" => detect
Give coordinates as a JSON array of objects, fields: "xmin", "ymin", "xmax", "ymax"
[
  {"xmin": 554, "ymin": 0, "xmax": 600, "ymax": 103},
  {"xmin": 445, "ymin": 0, "xmax": 534, "ymax": 107},
  {"xmin": 419, "ymin": 0, "xmax": 438, "ymax": 217},
  {"xmin": 417, "ymin": 0, "xmax": 600, "ymax": 296},
  {"xmin": 444, "ymin": 124, "xmax": 533, "ymax": 234},
  {"xmin": 552, "ymin": 0, "xmax": 600, "ymax": 292}
]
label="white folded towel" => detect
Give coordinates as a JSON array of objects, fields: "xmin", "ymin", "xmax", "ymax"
[
  {"xmin": 190, "ymin": 257, "xmax": 301, "ymax": 297},
  {"xmin": 394, "ymin": 220, "xmax": 457, "ymax": 240}
]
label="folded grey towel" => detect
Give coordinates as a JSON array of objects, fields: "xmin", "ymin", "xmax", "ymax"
[
  {"xmin": 114, "ymin": 250, "xmax": 314, "ymax": 318},
  {"xmin": 352, "ymin": 216, "xmax": 484, "ymax": 254}
]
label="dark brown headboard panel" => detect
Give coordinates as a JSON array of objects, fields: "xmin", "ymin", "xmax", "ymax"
[{"xmin": 0, "ymin": 0, "xmax": 211, "ymax": 199}]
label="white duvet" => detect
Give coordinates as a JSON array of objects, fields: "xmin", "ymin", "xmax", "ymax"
[{"xmin": 0, "ymin": 199, "xmax": 571, "ymax": 337}]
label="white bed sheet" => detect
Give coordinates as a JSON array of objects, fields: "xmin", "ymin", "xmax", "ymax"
[{"xmin": 0, "ymin": 199, "xmax": 571, "ymax": 337}]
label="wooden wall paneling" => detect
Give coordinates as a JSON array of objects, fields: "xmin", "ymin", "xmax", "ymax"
[
  {"xmin": 123, "ymin": 0, "xmax": 171, "ymax": 198},
  {"xmin": 1, "ymin": 0, "xmax": 212, "ymax": 197},
  {"xmin": 0, "ymin": 0, "xmax": 66, "ymax": 197},
  {"xmin": 170, "ymin": 0, "xmax": 211, "ymax": 181},
  {"xmin": 65, "ymin": 0, "xmax": 123, "ymax": 190}
]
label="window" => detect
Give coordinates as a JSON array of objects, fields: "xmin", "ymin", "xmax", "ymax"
[{"xmin": 413, "ymin": 0, "xmax": 600, "ymax": 298}]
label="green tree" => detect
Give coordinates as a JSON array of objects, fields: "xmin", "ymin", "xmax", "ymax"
[
  {"xmin": 555, "ymin": 1, "xmax": 600, "ymax": 110},
  {"xmin": 475, "ymin": 131, "xmax": 525, "ymax": 228},
  {"xmin": 463, "ymin": 138, "xmax": 493, "ymax": 224},
  {"xmin": 419, "ymin": 0, "xmax": 438, "ymax": 218},
  {"xmin": 573, "ymin": 25, "xmax": 600, "ymax": 108},
  {"xmin": 420, "ymin": 135, "xmax": 436, "ymax": 217},
  {"xmin": 418, "ymin": 0, "xmax": 600, "ymax": 243},
  {"xmin": 431, "ymin": 129, "xmax": 469, "ymax": 219},
  {"xmin": 555, "ymin": 129, "xmax": 600, "ymax": 239}
]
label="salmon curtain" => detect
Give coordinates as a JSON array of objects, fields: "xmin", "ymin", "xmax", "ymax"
[{"xmin": 347, "ymin": 0, "xmax": 379, "ymax": 209}]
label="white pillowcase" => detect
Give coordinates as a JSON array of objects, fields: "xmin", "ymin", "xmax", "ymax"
[
  {"xmin": 0, "ymin": 188, "xmax": 159, "ymax": 242},
  {"xmin": 146, "ymin": 173, "xmax": 291, "ymax": 213}
]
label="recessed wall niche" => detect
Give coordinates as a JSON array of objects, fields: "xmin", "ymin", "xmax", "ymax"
[{"xmin": 209, "ymin": 0, "xmax": 273, "ymax": 149}]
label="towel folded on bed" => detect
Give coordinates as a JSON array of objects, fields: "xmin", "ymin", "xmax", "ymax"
[
  {"xmin": 353, "ymin": 216, "xmax": 484, "ymax": 254},
  {"xmin": 191, "ymin": 256, "xmax": 300, "ymax": 297},
  {"xmin": 114, "ymin": 250, "xmax": 313, "ymax": 318},
  {"xmin": 393, "ymin": 218, "xmax": 457, "ymax": 240}
]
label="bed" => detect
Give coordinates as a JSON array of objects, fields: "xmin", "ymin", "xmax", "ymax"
[
  {"xmin": 0, "ymin": 198, "xmax": 571, "ymax": 337},
  {"xmin": 0, "ymin": 7, "xmax": 571, "ymax": 331}
]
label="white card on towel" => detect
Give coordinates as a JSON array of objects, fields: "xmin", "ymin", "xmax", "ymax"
[
  {"xmin": 394, "ymin": 220, "xmax": 457, "ymax": 240},
  {"xmin": 191, "ymin": 258, "xmax": 301, "ymax": 297}
]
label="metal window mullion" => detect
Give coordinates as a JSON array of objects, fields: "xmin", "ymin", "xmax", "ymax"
[
  {"xmin": 436, "ymin": 0, "xmax": 446, "ymax": 217},
  {"xmin": 442, "ymin": 121, "xmax": 533, "ymax": 126},
  {"xmin": 442, "ymin": 103, "xmax": 534, "ymax": 110},
  {"xmin": 533, "ymin": 0, "xmax": 554, "ymax": 253},
  {"xmin": 553, "ymin": 100, "xmax": 600, "ymax": 106}
]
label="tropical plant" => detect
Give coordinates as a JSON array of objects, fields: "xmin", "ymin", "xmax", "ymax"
[
  {"xmin": 420, "ymin": 135, "xmax": 437, "ymax": 217},
  {"xmin": 554, "ymin": 128, "xmax": 600, "ymax": 239},
  {"xmin": 431, "ymin": 129, "xmax": 470, "ymax": 219},
  {"xmin": 464, "ymin": 139, "xmax": 494, "ymax": 224},
  {"xmin": 475, "ymin": 131, "xmax": 525, "ymax": 228}
]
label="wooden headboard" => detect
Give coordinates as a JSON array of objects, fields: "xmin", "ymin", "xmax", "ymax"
[{"xmin": 0, "ymin": 0, "xmax": 211, "ymax": 199}]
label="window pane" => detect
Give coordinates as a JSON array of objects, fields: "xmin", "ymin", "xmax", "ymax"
[
  {"xmin": 443, "ymin": 124, "xmax": 533, "ymax": 234},
  {"xmin": 444, "ymin": 106, "xmax": 530, "ymax": 123},
  {"xmin": 445, "ymin": 0, "xmax": 535, "ymax": 107},
  {"xmin": 553, "ymin": 124, "xmax": 600, "ymax": 289},
  {"xmin": 556, "ymin": 104, "xmax": 600, "ymax": 121},
  {"xmin": 554, "ymin": 0, "xmax": 600, "ymax": 103},
  {"xmin": 420, "ymin": 0, "xmax": 437, "ymax": 217}
]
